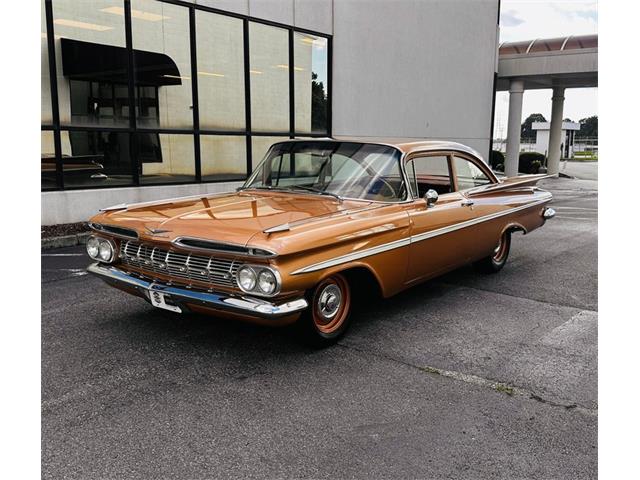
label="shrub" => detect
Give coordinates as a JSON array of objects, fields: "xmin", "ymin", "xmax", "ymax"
[
  {"xmin": 490, "ymin": 150, "xmax": 505, "ymax": 171},
  {"xmin": 519, "ymin": 152, "xmax": 545, "ymax": 174}
]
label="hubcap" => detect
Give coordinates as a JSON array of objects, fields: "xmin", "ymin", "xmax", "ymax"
[
  {"xmin": 317, "ymin": 284, "xmax": 342, "ymax": 320},
  {"xmin": 311, "ymin": 275, "xmax": 351, "ymax": 335},
  {"xmin": 493, "ymin": 234, "xmax": 507, "ymax": 262}
]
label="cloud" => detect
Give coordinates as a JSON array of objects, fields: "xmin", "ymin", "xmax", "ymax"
[
  {"xmin": 501, "ymin": 9, "xmax": 526, "ymax": 27},
  {"xmin": 551, "ymin": 2, "xmax": 598, "ymax": 23},
  {"xmin": 499, "ymin": 1, "xmax": 598, "ymax": 42},
  {"xmin": 574, "ymin": 9, "xmax": 598, "ymax": 22}
]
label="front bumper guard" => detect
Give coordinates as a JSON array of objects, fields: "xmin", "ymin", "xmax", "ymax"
[{"xmin": 87, "ymin": 263, "xmax": 308, "ymax": 318}]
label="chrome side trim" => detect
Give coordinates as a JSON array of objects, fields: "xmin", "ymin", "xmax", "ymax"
[
  {"xmin": 291, "ymin": 198, "xmax": 551, "ymax": 275},
  {"xmin": 87, "ymin": 263, "xmax": 307, "ymax": 318},
  {"xmin": 291, "ymin": 237, "xmax": 411, "ymax": 275},
  {"xmin": 411, "ymin": 198, "xmax": 550, "ymax": 243}
]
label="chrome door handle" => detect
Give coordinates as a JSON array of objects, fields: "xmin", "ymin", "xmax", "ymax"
[{"xmin": 461, "ymin": 199, "xmax": 474, "ymax": 207}]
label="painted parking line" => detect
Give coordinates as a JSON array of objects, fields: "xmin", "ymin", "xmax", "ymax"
[{"xmin": 555, "ymin": 206, "xmax": 598, "ymax": 211}]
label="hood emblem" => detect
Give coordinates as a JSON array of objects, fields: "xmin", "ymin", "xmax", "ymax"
[{"xmin": 145, "ymin": 226, "xmax": 172, "ymax": 236}]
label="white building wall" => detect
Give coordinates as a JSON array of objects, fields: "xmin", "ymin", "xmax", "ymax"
[{"xmin": 331, "ymin": 0, "xmax": 499, "ymax": 159}]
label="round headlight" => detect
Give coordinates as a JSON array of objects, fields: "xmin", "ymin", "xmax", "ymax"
[
  {"xmin": 257, "ymin": 269, "xmax": 277, "ymax": 294},
  {"xmin": 98, "ymin": 239, "xmax": 114, "ymax": 262},
  {"xmin": 237, "ymin": 266, "xmax": 257, "ymax": 291},
  {"xmin": 86, "ymin": 236, "xmax": 100, "ymax": 259}
]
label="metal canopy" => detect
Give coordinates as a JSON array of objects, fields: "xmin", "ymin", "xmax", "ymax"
[
  {"xmin": 60, "ymin": 38, "xmax": 182, "ymax": 86},
  {"xmin": 496, "ymin": 34, "xmax": 598, "ymax": 91}
]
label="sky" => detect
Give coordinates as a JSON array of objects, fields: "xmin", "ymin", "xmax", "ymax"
[{"xmin": 493, "ymin": 0, "xmax": 598, "ymax": 139}]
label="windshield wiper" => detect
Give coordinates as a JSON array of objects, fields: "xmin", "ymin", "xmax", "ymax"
[
  {"xmin": 284, "ymin": 185, "xmax": 343, "ymax": 202},
  {"xmin": 237, "ymin": 185, "xmax": 280, "ymax": 192}
]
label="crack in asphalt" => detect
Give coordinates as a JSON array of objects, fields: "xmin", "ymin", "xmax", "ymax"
[
  {"xmin": 436, "ymin": 280, "xmax": 598, "ymax": 313},
  {"xmin": 338, "ymin": 342, "xmax": 597, "ymax": 418}
]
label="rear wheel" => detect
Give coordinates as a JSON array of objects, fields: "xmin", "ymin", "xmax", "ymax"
[
  {"xmin": 473, "ymin": 231, "xmax": 511, "ymax": 273},
  {"xmin": 295, "ymin": 273, "xmax": 352, "ymax": 347}
]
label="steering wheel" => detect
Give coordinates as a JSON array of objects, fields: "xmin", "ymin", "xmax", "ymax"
[{"xmin": 373, "ymin": 177, "xmax": 398, "ymax": 200}]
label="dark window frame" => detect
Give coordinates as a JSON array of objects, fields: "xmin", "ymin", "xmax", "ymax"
[{"xmin": 42, "ymin": 0, "xmax": 332, "ymax": 191}]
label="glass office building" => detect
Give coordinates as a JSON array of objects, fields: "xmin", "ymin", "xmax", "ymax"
[
  {"xmin": 41, "ymin": 0, "xmax": 331, "ymax": 191},
  {"xmin": 42, "ymin": 0, "xmax": 501, "ymax": 226}
]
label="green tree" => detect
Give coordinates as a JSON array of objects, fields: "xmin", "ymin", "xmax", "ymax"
[
  {"xmin": 311, "ymin": 72, "xmax": 327, "ymax": 132},
  {"xmin": 521, "ymin": 113, "xmax": 547, "ymax": 140},
  {"xmin": 577, "ymin": 115, "xmax": 598, "ymax": 138}
]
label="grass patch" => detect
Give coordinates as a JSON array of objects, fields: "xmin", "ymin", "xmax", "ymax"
[
  {"xmin": 494, "ymin": 383, "xmax": 514, "ymax": 396},
  {"xmin": 420, "ymin": 366, "xmax": 441, "ymax": 375}
]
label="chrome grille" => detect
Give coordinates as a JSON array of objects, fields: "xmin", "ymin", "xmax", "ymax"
[{"xmin": 120, "ymin": 240, "xmax": 239, "ymax": 288}]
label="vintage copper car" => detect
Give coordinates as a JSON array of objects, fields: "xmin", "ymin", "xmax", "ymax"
[{"xmin": 86, "ymin": 139, "xmax": 554, "ymax": 346}]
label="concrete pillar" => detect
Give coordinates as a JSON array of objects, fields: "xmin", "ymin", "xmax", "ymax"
[
  {"xmin": 547, "ymin": 87, "xmax": 565, "ymax": 176},
  {"xmin": 505, "ymin": 79, "xmax": 525, "ymax": 177}
]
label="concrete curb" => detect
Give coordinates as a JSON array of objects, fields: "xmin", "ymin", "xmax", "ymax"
[{"xmin": 41, "ymin": 232, "xmax": 91, "ymax": 250}]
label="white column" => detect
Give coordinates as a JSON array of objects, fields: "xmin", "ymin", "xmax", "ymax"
[
  {"xmin": 547, "ymin": 87, "xmax": 565, "ymax": 176},
  {"xmin": 505, "ymin": 79, "xmax": 525, "ymax": 177}
]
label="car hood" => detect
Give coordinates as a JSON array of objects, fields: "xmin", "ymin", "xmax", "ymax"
[{"xmin": 92, "ymin": 191, "xmax": 376, "ymax": 248}]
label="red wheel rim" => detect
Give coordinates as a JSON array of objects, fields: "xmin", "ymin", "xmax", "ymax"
[
  {"xmin": 492, "ymin": 233, "xmax": 509, "ymax": 262},
  {"xmin": 312, "ymin": 274, "xmax": 351, "ymax": 334}
]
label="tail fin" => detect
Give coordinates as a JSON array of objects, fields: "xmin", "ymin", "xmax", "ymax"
[{"xmin": 467, "ymin": 174, "xmax": 551, "ymax": 196}]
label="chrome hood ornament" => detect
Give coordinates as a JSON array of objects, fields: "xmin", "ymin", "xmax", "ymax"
[{"xmin": 145, "ymin": 226, "xmax": 172, "ymax": 235}]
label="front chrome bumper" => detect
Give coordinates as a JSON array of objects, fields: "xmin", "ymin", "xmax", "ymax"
[{"xmin": 87, "ymin": 263, "xmax": 308, "ymax": 318}]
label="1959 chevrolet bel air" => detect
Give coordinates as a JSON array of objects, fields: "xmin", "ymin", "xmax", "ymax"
[{"xmin": 86, "ymin": 139, "xmax": 554, "ymax": 346}]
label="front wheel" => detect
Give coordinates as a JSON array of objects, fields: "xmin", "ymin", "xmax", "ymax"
[
  {"xmin": 473, "ymin": 231, "xmax": 511, "ymax": 273},
  {"xmin": 294, "ymin": 273, "xmax": 353, "ymax": 347}
]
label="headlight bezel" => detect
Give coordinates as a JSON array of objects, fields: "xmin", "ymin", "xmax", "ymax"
[
  {"xmin": 236, "ymin": 264, "xmax": 281, "ymax": 297},
  {"xmin": 86, "ymin": 235, "xmax": 117, "ymax": 264}
]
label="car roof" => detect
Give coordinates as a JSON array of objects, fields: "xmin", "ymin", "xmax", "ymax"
[{"xmin": 284, "ymin": 137, "xmax": 484, "ymax": 160}]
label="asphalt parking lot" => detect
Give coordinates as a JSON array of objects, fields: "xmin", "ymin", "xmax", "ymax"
[{"xmin": 42, "ymin": 162, "xmax": 597, "ymax": 480}]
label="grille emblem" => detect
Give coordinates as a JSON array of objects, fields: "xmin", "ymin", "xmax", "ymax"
[{"xmin": 145, "ymin": 226, "xmax": 172, "ymax": 236}]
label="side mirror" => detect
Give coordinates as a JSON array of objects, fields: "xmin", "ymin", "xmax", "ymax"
[{"xmin": 424, "ymin": 189, "xmax": 438, "ymax": 208}]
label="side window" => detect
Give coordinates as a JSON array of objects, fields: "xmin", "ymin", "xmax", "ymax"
[
  {"xmin": 405, "ymin": 155, "xmax": 453, "ymax": 197},
  {"xmin": 453, "ymin": 156, "xmax": 491, "ymax": 190}
]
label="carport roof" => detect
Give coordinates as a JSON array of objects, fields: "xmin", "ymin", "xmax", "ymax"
[
  {"xmin": 496, "ymin": 34, "xmax": 598, "ymax": 91},
  {"xmin": 499, "ymin": 34, "xmax": 597, "ymax": 56}
]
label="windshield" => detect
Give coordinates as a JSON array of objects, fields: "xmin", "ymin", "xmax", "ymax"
[{"xmin": 244, "ymin": 141, "xmax": 406, "ymax": 202}]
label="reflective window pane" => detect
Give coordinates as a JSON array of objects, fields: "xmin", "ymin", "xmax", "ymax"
[
  {"xmin": 196, "ymin": 12, "xmax": 245, "ymax": 130},
  {"xmin": 42, "ymin": 131, "xmax": 57, "ymax": 189},
  {"xmin": 405, "ymin": 156, "xmax": 452, "ymax": 197},
  {"xmin": 201, "ymin": 136, "xmax": 247, "ymax": 182},
  {"xmin": 294, "ymin": 33, "xmax": 328, "ymax": 134},
  {"xmin": 132, "ymin": 0, "xmax": 192, "ymax": 129},
  {"xmin": 60, "ymin": 130, "xmax": 134, "ymax": 188},
  {"xmin": 252, "ymin": 136, "xmax": 290, "ymax": 169},
  {"xmin": 42, "ymin": 1, "xmax": 52, "ymax": 124},
  {"xmin": 250, "ymin": 23, "xmax": 289, "ymax": 132},
  {"xmin": 454, "ymin": 156, "xmax": 491, "ymax": 190},
  {"xmin": 139, "ymin": 133, "xmax": 195, "ymax": 184},
  {"xmin": 52, "ymin": 0, "xmax": 128, "ymax": 126}
]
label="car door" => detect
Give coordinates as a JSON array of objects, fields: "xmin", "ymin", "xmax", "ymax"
[
  {"xmin": 403, "ymin": 153, "xmax": 478, "ymax": 284},
  {"xmin": 450, "ymin": 153, "xmax": 503, "ymax": 261}
]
